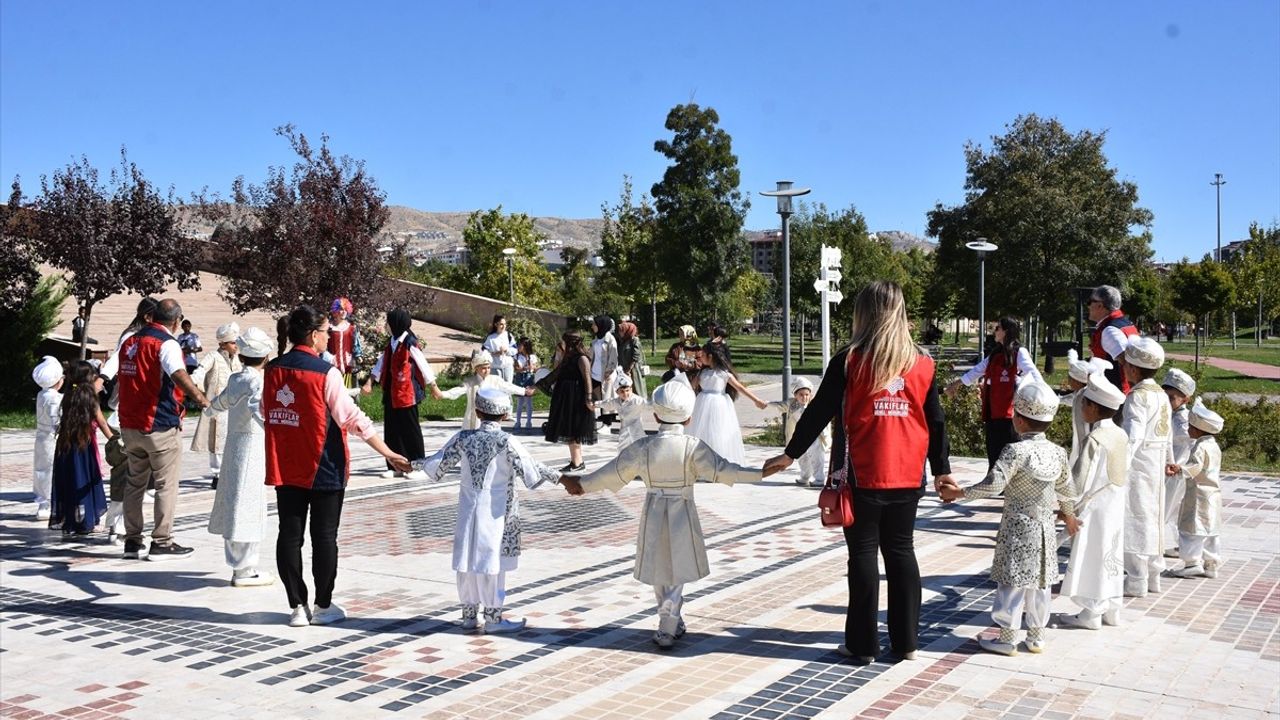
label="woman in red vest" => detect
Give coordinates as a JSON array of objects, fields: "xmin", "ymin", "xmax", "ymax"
[
  {"xmin": 944, "ymin": 317, "xmax": 1043, "ymax": 469},
  {"xmin": 763, "ymin": 281, "xmax": 953, "ymax": 664},
  {"xmin": 265, "ymin": 305, "xmax": 413, "ymax": 628}
]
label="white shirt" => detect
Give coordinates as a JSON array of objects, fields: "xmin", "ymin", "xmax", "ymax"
[
  {"xmin": 1094, "ymin": 320, "xmax": 1131, "ymax": 359},
  {"xmin": 371, "ymin": 332, "xmax": 437, "ymax": 385},
  {"xmin": 482, "ymin": 331, "xmax": 517, "ymax": 366},
  {"xmin": 959, "ymin": 347, "xmax": 1043, "ymax": 386}
]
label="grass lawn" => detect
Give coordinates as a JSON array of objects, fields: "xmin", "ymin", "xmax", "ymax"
[
  {"xmin": 1156, "ymin": 337, "xmax": 1280, "ymax": 366},
  {"xmin": 0, "ymin": 408, "xmax": 36, "ymax": 429}
]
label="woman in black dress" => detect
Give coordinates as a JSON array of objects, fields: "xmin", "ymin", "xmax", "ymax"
[{"xmin": 542, "ymin": 331, "xmax": 596, "ymax": 471}]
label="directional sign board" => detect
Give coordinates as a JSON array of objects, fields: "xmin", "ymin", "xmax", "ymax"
[{"xmin": 826, "ymin": 290, "xmax": 843, "ymax": 304}]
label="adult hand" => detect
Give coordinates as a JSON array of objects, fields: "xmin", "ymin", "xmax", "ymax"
[
  {"xmin": 387, "ymin": 453, "xmax": 413, "ymax": 475},
  {"xmin": 937, "ymin": 484, "xmax": 963, "ymax": 503},
  {"xmin": 933, "ymin": 474, "xmax": 958, "ymax": 495},
  {"xmin": 762, "ymin": 454, "xmax": 793, "ymax": 478},
  {"xmin": 561, "ymin": 477, "xmax": 584, "ymax": 496}
]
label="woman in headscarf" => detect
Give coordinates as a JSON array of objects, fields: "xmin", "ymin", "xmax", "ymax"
[
  {"xmin": 191, "ymin": 322, "xmax": 244, "ymax": 484},
  {"xmin": 364, "ymin": 308, "xmax": 443, "ymax": 479},
  {"xmin": 590, "ymin": 315, "xmax": 619, "ymax": 426},
  {"xmin": 616, "ymin": 321, "xmax": 648, "ymax": 400}
]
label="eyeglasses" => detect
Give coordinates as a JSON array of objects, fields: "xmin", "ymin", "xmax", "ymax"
[{"xmin": 1088, "ymin": 299, "xmax": 1102, "ymax": 306}]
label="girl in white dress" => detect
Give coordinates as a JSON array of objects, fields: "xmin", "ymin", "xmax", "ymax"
[{"xmin": 687, "ymin": 343, "xmax": 767, "ymax": 464}]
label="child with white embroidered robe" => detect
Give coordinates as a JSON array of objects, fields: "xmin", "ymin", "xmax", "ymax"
[
  {"xmin": 765, "ymin": 377, "xmax": 829, "ymax": 487},
  {"xmin": 1160, "ymin": 368, "xmax": 1195, "ymax": 556},
  {"xmin": 440, "ymin": 350, "xmax": 533, "ymax": 430},
  {"xmin": 1166, "ymin": 401, "xmax": 1224, "ymax": 579},
  {"xmin": 31, "ymin": 356, "xmax": 64, "ymax": 519},
  {"xmin": 595, "ymin": 375, "xmax": 648, "ymax": 449},
  {"xmin": 1119, "ymin": 338, "xmax": 1174, "ymax": 598}
]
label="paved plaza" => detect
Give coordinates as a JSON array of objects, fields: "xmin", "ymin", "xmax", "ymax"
[{"xmin": 1, "ymin": 416, "xmax": 1278, "ymax": 720}]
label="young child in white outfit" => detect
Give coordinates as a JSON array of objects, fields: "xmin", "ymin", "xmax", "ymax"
[
  {"xmin": 596, "ymin": 375, "xmax": 648, "ymax": 449},
  {"xmin": 1161, "ymin": 368, "xmax": 1196, "ymax": 557},
  {"xmin": 31, "ymin": 356, "xmax": 64, "ymax": 520},
  {"xmin": 440, "ymin": 350, "xmax": 535, "ymax": 430},
  {"xmin": 765, "ymin": 377, "xmax": 829, "ymax": 487},
  {"xmin": 1164, "ymin": 401, "xmax": 1225, "ymax": 580}
]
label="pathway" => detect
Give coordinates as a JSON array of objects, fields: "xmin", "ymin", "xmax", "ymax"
[{"xmin": 1165, "ymin": 353, "xmax": 1280, "ymax": 381}]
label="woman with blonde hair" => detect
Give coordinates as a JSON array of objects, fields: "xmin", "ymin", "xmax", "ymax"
[{"xmin": 764, "ymin": 280, "xmax": 953, "ymax": 664}]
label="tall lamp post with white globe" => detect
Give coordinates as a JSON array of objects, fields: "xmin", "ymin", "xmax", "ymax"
[
  {"xmin": 965, "ymin": 238, "xmax": 998, "ymax": 355},
  {"xmin": 761, "ymin": 180, "xmax": 811, "ymax": 404},
  {"xmin": 501, "ymin": 247, "xmax": 516, "ymax": 307}
]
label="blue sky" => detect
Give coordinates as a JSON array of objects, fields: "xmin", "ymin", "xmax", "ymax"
[{"xmin": 2, "ymin": 2, "xmax": 1277, "ymax": 264}]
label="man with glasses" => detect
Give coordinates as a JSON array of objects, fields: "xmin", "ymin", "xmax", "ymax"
[{"xmin": 1087, "ymin": 285, "xmax": 1139, "ymax": 393}]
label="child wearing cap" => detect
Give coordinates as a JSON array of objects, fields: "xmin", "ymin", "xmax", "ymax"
[
  {"xmin": 1119, "ymin": 337, "xmax": 1174, "ymax": 598},
  {"xmin": 419, "ymin": 387, "xmax": 562, "ymax": 634},
  {"xmin": 1063, "ymin": 350, "xmax": 1112, "ymax": 472},
  {"xmin": 205, "ymin": 327, "xmax": 275, "ymax": 587},
  {"xmin": 939, "ymin": 380, "xmax": 1077, "ymax": 656},
  {"xmin": 1059, "ymin": 373, "xmax": 1130, "ymax": 630},
  {"xmin": 31, "ymin": 356, "xmax": 65, "ymax": 520},
  {"xmin": 560, "ymin": 379, "xmax": 764, "ymax": 649},
  {"xmin": 191, "ymin": 322, "xmax": 243, "ymax": 482},
  {"xmin": 1161, "ymin": 368, "xmax": 1196, "ymax": 558},
  {"xmin": 439, "ymin": 349, "xmax": 535, "ymax": 430},
  {"xmin": 765, "ymin": 377, "xmax": 830, "ymax": 487},
  {"xmin": 1164, "ymin": 401, "xmax": 1225, "ymax": 579},
  {"xmin": 595, "ymin": 374, "xmax": 648, "ymax": 449}
]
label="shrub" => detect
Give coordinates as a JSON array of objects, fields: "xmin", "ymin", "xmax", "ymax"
[
  {"xmin": 1205, "ymin": 396, "xmax": 1280, "ymax": 465},
  {"xmin": 0, "ymin": 277, "xmax": 66, "ymax": 411}
]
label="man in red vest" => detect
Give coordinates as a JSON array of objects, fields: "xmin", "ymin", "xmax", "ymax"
[
  {"xmin": 117, "ymin": 299, "xmax": 209, "ymax": 560},
  {"xmin": 1088, "ymin": 285, "xmax": 1140, "ymax": 393}
]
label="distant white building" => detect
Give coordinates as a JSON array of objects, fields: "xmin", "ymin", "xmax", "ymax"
[{"xmin": 423, "ymin": 245, "xmax": 471, "ymax": 265}]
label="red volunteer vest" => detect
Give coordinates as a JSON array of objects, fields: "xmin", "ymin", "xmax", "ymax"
[
  {"xmin": 327, "ymin": 322, "xmax": 357, "ymax": 375},
  {"xmin": 263, "ymin": 346, "xmax": 350, "ymax": 491},
  {"xmin": 1090, "ymin": 310, "xmax": 1138, "ymax": 393},
  {"xmin": 842, "ymin": 352, "xmax": 934, "ymax": 490},
  {"xmin": 980, "ymin": 351, "xmax": 1017, "ymax": 421},
  {"xmin": 381, "ymin": 335, "xmax": 426, "ymax": 409},
  {"xmin": 118, "ymin": 324, "xmax": 185, "ymax": 433}
]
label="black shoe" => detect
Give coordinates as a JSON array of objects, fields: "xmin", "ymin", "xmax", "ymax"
[
  {"xmin": 559, "ymin": 462, "xmax": 586, "ymax": 473},
  {"xmin": 147, "ymin": 541, "xmax": 194, "ymax": 561},
  {"xmin": 123, "ymin": 539, "xmax": 145, "ymax": 560}
]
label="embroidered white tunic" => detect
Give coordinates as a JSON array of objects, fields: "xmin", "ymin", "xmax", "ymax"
[
  {"xmin": 961, "ymin": 433, "xmax": 1075, "ymax": 589},
  {"xmin": 191, "ymin": 348, "xmax": 243, "ymax": 453},
  {"xmin": 576, "ymin": 423, "xmax": 762, "ymax": 586},
  {"xmin": 205, "ymin": 368, "xmax": 267, "ymax": 542},
  {"xmin": 597, "ymin": 394, "xmax": 649, "ymax": 449},
  {"xmin": 422, "ymin": 422, "xmax": 560, "ymax": 574},
  {"xmin": 1060, "ymin": 419, "xmax": 1129, "ymax": 607},
  {"xmin": 33, "ymin": 387, "xmax": 62, "ymax": 500},
  {"xmin": 1122, "ymin": 379, "xmax": 1174, "ymax": 556},
  {"xmin": 1178, "ymin": 435, "xmax": 1222, "ymax": 537},
  {"xmin": 440, "ymin": 374, "xmax": 528, "ymax": 430}
]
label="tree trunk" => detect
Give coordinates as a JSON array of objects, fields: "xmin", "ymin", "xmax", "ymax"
[
  {"xmin": 1259, "ymin": 293, "xmax": 1264, "ymax": 347},
  {"xmin": 651, "ymin": 292, "xmax": 658, "ymax": 355},
  {"xmin": 1194, "ymin": 315, "xmax": 1201, "ymax": 371},
  {"xmin": 79, "ymin": 301, "xmax": 93, "ymax": 360},
  {"xmin": 954, "ymin": 316, "xmax": 960, "ymax": 345},
  {"xmin": 1231, "ymin": 311, "xmax": 1237, "ymax": 350}
]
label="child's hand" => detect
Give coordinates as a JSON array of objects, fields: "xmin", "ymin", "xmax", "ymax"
[
  {"xmin": 937, "ymin": 483, "xmax": 963, "ymax": 503},
  {"xmin": 1165, "ymin": 463, "xmax": 1181, "ymax": 477},
  {"xmin": 525, "ymin": 387, "xmax": 536, "ymax": 396},
  {"xmin": 1064, "ymin": 515, "xmax": 1082, "ymax": 537}
]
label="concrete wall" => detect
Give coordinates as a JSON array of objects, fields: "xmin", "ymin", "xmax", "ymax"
[{"xmin": 386, "ymin": 278, "xmax": 571, "ymax": 337}]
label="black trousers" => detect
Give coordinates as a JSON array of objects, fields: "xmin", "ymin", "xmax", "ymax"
[
  {"xmin": 984, "ymin": 418, "xmax": 1019, "ymax": 470},
  {"xmin": 384, "ymin": 405, "xmax": 425, "ymax": 470},
  {"xmin": 275, "ymin": 486, "xmax": 345, "ymax": 609},
  {"xmin": 843, "ymin": 493, "xmax": 921, "ymax": 657}
]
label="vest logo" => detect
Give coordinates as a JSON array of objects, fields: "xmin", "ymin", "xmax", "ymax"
[
  {"xmin": 874, "ymin": 377, "xmax": 910, "ymax": 417},
  {"xmin": 126, "ymin": 343, "xmax": 139, "ymax": 359},
  {"xmin": 269, "ymin": 383, "xmax": 301, "ymax": 428},
  {"xmin": 1000, "ymin": 369, "xmax": 1010, "ymax": 382},
  {"xmin": 276, "ymin": 384, "xmax": 296, "ymax": 407}
]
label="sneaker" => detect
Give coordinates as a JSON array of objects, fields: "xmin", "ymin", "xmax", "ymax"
[
  {"xmin": 483, "ymin": 617, "xmax": 527, "ymax": 634},
  {"xmin": 1058, "ymin": 611, "xmax": 1101, "ymax": 630},
  {"xmin": 310, "ymin": 603, "xmax": 347, "ymax": 626},
  {"xmin": 1168, "ymin": 563, "xmax": 1206, "ymax": 578},
  {"xmin": 978, "ymin": 637, "xmax": 1019, "ymax": 656},
  {"xmin": 1163, "ymin": 547, "xmax": 1180, "ymax": 559},
  {"xmin": 34, "ymin": 503, "xmax": 51, "ymax": 521},
  {"xmin": 146, "ymin": 541, "xmax": 194, "ymax": 561},
  {"xmin": 674, "ymin": 619, "xmax": 687, "ymax": 638},
  {"xmin": 231, "ymin": 571, "xmax": 275, "ymax": 587},
  {"xmin": 560, "ymin": 462, "xmax": 585, "ymax": 473},
  {"xmin": 653, "ymin": 630, "xmax": 675, "ymax": 649},
  {"xmin": 288, "ymin": 606, "xmax": 311, "ymax": 627},
  {"xmin": 405, "ymin": 470, "xmax": 428, "ymax": 481},
  {"xmin": 1024, "ymin": 638, "xmax": 1045, "ymax": 654},
  {"xmin": 380, "ymin": 469, "xmax": 398, "ymax": 479},
  {"xmin": 1101, "ymin": 609, "xmax": 1122, "ymax": 627},
  {"xmin": 1203, "ymin": 561, "xmax": 1219, "ymax": 579},
  {"xmin": 122, "ymin": 539, "xmax": 146, "ymax": 560},
  {"xmin": 461, "ymin": 617, "xmax": 481, "ymax": 631},
  {"xmin": 794, "ymin": 477, "xmax": 811, "ymax": 487},
  {"xmin": 808, "ymin": 477, "xmax": 825, "ymax": 488},
  {"xmin": 836, "ymin": 644, "xmax": 875, "ymax": 665},
  {"xmin": 145, "ymin": 489, "xmax": 157, "ymax": 500}
]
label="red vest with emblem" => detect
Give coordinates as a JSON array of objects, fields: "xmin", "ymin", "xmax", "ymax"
[
  {"xmin": 380, "ymin": 334, "xmax": 426, "ymax": 409},
  {"xmin": 263, "ymin": 346, "xmax": 350, "ymax": 491},
  {"xmin": 118, "ymin": 324, "xmax": 185, "ymax": 433},
  {"xmin": 327, "ymin": 322, "xmax": 357, "ymax": 375},
  {"xmin": 1090, "ymin": 310, "xmax": 1139, "ymax": 393},
  {"xmin": 842, "ymin": 351, "xmax": 935, "ymax": 490},
  {"xmin": 980, "ymin": 350, "xmax": 1017, "ymax": 421}
]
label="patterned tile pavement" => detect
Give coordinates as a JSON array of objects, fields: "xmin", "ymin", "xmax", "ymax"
[{"xmin": 2, "ymin": 416, "xmax": 1277, "ymax": 719}]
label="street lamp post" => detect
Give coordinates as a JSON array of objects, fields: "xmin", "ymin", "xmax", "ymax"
[
  {"xmin": 501, "ymin": 247, "xmax": 516, "ymax": 307},
  {"xmin": 1211, "ymin": 173, "xmax": 1226, "ymax": 263},
  {"xmin": 965, "ymin": 238, "xmax": 998, "ymax": 357},
  {"xmin": 761, "ymin": 180, "xmax": 811, "ymax": 404}
]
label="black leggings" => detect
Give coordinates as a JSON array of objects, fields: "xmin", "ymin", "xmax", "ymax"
[
  {"xmin": 275, "ymin": 486, "xmax": 345, "ymax": 609},
  {"xmin": 843, "ymin": 493, "xmax": 922, "ymax": 657},
  {"xmin": 984, "ymin": 418, "xmax": 1019, "ymax": 470},
  {"xmin": 384, "ymin": 405, "xmax": 425, "ymax": 470}
]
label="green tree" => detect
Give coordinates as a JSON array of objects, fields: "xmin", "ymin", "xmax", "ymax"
[
  {"xmin": 462, "ymin": 207, "xmax": 559, "ymax": 310},
  {"xmin": 1230, "ymin": 222, "xmax": 1280, "ymax": 345},
  {"xmin": 30, "ymin": 150, "xmax": 200, "ymax": 358},
  {"xmin": 599, "ymin": 176, "xmax": 666, "ymax": 341},
  {"xmin": 1169, "ymin": 256, "xmax": 1236, "ymax": 369},
  {"xmin": 1, "ymin": 179, "xmax": 43, "ymax": 315},
  {"xmin": 0, "ymin": 276, "xmax": 66, "ymax": 410},
  {"xmin": 1122, "ymin": 262, "xmax": 1168, "ymax": 329},
  {"xmin": 927, "ymin": 114, "xmax": 1154, "ymax": 334},
  {"xmin": 650, "ymin": 104, "xmax": 749, "ymax": 324}
]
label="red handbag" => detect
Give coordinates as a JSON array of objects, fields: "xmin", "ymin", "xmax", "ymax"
[{"xmin": 818, "ymin": 477, "xmax": 854, "ymax": 528}]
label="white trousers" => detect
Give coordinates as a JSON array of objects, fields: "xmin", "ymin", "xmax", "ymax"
[
  {"xmin": 797, "ymin": 442, "xmax": 826, "ymax": 483},
  {"xmin": 1163, "ymin": 475, "xmax": 1184, "ymax": 547},
  {"xmin": 225, "ymin": 540, "xmax": 260, "ymax": 577},
  {"xmin": 654, "ymin": 584, "xmax": 685, "ymax": 635},
  {"xmin": 1179, "ymin": 532, "xmax": 1222, "ymax": 566},
  {"xmin": 1124, "ymin": 552, "xmax": 1163, "ymax": 595},
  {"xmin": 991, "ymin": 584, "xmax": 1050, "ymax": 630},
  {"xmin": 457, "ymin": 571, "xmax": 507, "ymax": 609}
]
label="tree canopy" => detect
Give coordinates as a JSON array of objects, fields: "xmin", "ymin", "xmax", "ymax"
[
  {"xmin": 650, "ymin": 104, "xmax": 750, "ymax": 324},
  {"xmin": 598, "ymin": 176, "xmax": 664, "ymax": 331},
  {"xmin": 460, "ymin": 207, "xmax": 560, "ymax": 311},
  {"xmin": 927, "ymin": 114, "xmax": 1153, "ymax": 332}
]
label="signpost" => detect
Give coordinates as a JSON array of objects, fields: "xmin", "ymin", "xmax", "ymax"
[{"xmin": 817, "ymin": 245, "xmax": 843, "ymax": 372}]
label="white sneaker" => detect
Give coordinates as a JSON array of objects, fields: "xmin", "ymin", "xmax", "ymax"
[
  {"xmin": 405, "ymin": 470, "xmax": 428, "ymax": 481},
  {"xmin": 231, "ymin": 571, "xmax": 275, "ymax": 587},
  {"xmin": 380, "ymin": 469, "xmax": 398, "ymax": 479},
  {"xmin": 1163, "ymin": 547, "xmax": 1180, "ymax": 559},
  {"xmin": 1058, "ymin": 611, "xmax": 1101, "ymax": 630},
  {"xmin": 794, "ymin": 477, "xmax": 810, "ymax": 487},
  {"xmin": 1168, "ymin": 563, "xmax": 1206, "ymax": 579},
  {"xmin": 1203, "ymin": 561, "xmax": 1219, "ymax": 579},
  {"xmin": 1102, "ymin": 609, "xmax": 1122, "ymax": 627},
  {"xmin": 483, "ymin": 617, "xmax": 526, "ymax": 634},
  {"xmin": 808, "ymin": 477, "xmax": 825, "ymax": 488},
  {"xmin": 979, "ymin": 637, "xmax": 1019, "ymax": 656},
  {"xmin": 34, "ymin": 503, "xmax": 51, "ymax": 521},
  {"xmin": 310, "ymin": 603, "xmax": 346, "ymax": 625},
  {"xmin": 288, "ymin": 606, "xmax": 311, "ymax": 627},
  {"xmin": 653, "ymin": 630, "xmax": 675, "ymax": 649}
]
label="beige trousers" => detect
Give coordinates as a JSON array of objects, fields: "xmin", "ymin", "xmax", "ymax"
[{"xmin": 122, "ymin": 427, "xmax": 183, "ymax": 545}]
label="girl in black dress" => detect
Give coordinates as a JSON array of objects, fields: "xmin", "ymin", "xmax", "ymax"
[{"xmin": 542, "ymin": 331, "xmax": 596, "ymax": 471}]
